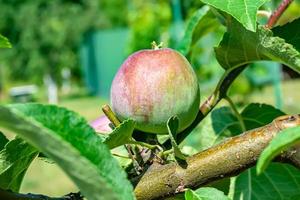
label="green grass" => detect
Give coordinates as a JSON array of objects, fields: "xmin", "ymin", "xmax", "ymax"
[{"xmin": 248, "ymin": 80, "xmax": 300, "ymax": 113}]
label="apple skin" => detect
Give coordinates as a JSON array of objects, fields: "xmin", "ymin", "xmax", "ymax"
[{"xmin": 111, "ymin": 48, "xmax": 200, "ymax": 134}]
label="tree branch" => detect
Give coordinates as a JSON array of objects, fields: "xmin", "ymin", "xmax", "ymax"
[
  {"xmin": 0, "ymin": 189, "xmax": 82, "ymax": 200},
  {"xmin": 266, "ymin": 0, "xmax": 294, "ymax": 29},
  {"xmin": 135, "ymin": 114, "xmax": 300, "ymax": 200}
]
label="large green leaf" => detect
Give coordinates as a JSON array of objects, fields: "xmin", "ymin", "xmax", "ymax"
[
  {"xmin": 0, "ymin": 34, "xmax": 11, "ymax": 48},
  {"xmin": 0, "ymin": 104, "xmax": 135, "ymax": 200},
  {"xmin": 0, "ymin": 138, "xmax": 38, "ymax": 192},
  {"xmin": 234, "ymin": 163, "xmax": 300, "ymax": 200},
  {"xmin": 0, "ymin": 131, "xmax": 8, "ymax": 150},
  {"xmin": 185, "ymin": 187, "xmax": 230, "ymax": 200},
  {"xmin": 215, "ymin": 18, "xmax": 300, "ymax": 73},
  {"xmin": 177, "ymin": 6, "xmax": 219, "ymax": 56},
  {"xmin": 200, "ymin": 0, "xmax": 268, "ymax": 32},
  {"xmin": 257, "ymin": 126, "xmax": 300, "ymax": 175},
  {"xmin": 104, "ymin": 119, "xmax": 135, "ymax": 149},
  {"xmin": 273, "ymin": 18, "xmax": 300, "ymax": 52}
]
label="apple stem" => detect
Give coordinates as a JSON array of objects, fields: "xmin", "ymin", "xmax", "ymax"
[
  {"xmin": 151, "ymin": 41, "xmax": 163, "ymax": 50},
  {"xmin": 101, "ymin": 104, "xmax": 121, "ymax": 127}
]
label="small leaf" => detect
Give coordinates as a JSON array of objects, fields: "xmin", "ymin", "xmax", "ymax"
[
  {"xmin": 257, "ymin": 126, "xmax": 300, "ymax": 175},
  {"xmin": 167, "ymin": 116, "xmax": 186, "ymax": 160},
  {"xmin": 0, "ymin": 131, "xmax": 8, "ymax": 150},
  {"xmin": 185, "ymin": 187, "xmax": 230, "ymax": 200},
  {"xmin": 0, "ymin": 34, "xmax": 11, "ymax": 48},
  {"xmin": 0, "ymin": 104, "xmax": 135, "ymax": 200},
  {"xmin": 215, "ymin": 18, "xmax": 300, "ymax": 73},
  {"xmin": 273, "ymin": 18, "xmax": 300, "ymax": 52},
  {"xmin": 104, "ymin": 119, "xmax": 136, "ymax": 149},
  {"xmin": 0, "ymin": 138, "xmax": 38, "ymax": 192},
  {"xmin": 177, "ymin": 6, "xmax": 219, "ymax": 55},
  {"xmin": 200, "ymin": 0, "xmax": 268, "ymax": 32}
]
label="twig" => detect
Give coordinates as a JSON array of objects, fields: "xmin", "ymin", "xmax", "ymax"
[
  {"xmin": 0, "ymin": 189, "xmax": 82, "ymax": 200},
  {"xmin": 225, "ymin": 96, "xmax": 246, "ymax": 132},
  {"xmin": 266, "ymin": 0, "xmax": 294, "ymax": 29},
  {"xmin": 134, "ymin": 114, "xmax": 300, "ymax": 200}
]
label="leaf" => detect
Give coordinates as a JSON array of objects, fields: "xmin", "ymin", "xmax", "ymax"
[
  {"xmin": 211, "ymin": 103, "xmax": 285, "ymax": 138},
  {"xmin": 257, "ymin": 126, "xmax": 300, "ymax": 175},
  {"xmin": 211, "ymin": 107, "xmax": 241, "ymax": 138},
  {"xmin": 177, "ymin": 6, "xmax": 219, "ymax": 55},
  {"xmin": 186, "ymin": 103, "xmax": 284, "ymax": 152},
  {"xmin": 200, "ymin": 0, "xmax": 268, "ymax": 32},
  {"xmin": 241, "ymin": 103, "xmax": 285, "ymax": 130},
  {"xmin": 104, "ymin": 119, "xmax": 135, "ymax": 149},
  {"xmin": 185, "ymin": 187, "xmax": 230, "ymax": 200},
  {"xmin": 0, "ymin": 131, "xmax": 8, "ymax": 150},
  {"xmin": 167, "ymin": 116, "xmax": 186, "ymax": 160},
  {"xmin": 215, "ymin": 18, "xmax": 300, "ymax": 73},
  {"xmin": 0, "ymin": 34, "xmax": 11, "ymax": 48},
  {"xmin": 0, "ymin": 104, "xmax": 135, "ymax": 200},
  {"xmin": 234, "ymin": 163, "xmax": 300, "ymax": 200},
  {"xmin": 0, "ymin": 138, "xmax": 38, "ymax": 192},
  {"xmin": 273, "ymin": 18, "xmax": 300, "ymax": 52}
]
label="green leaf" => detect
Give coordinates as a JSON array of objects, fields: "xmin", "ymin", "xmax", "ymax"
[
  {"xmin": 177, "ymin": 6, "xmax": 219, "ymax": 55},
  {"xmin": 0, "ymin": 104, "xmax": 135, "ymax": 200},
  {"xmin": 273, "ymin": 18, "xmax": 300, "ymax": 52},
  {"xmin": 104, "ymin": 119, "xmax": 135, "ymax": 149},
  {"xmin": 186, "ymin": 103, "xmax": 284, "ymax": 151},
  {"xmin": 211, "ymin": 103, "xmax": 284, "ymax": 139},
  {"xmin": 167, "ymin": 116, "xmax": 186, "ymax": 160},
  {"xmin": 185, "ymin": 187, "xmax": 230, "ymax": 200},
  {"xmin": 211, "ymin": 107, "xmax": 241, "ymax": 137},
  {"xmin": 240, "ymin": 103, "xmax": 285, "ymax": 130},
  {"xmin": 200, "ymin": 0, "xmax": 268, "ymax": 32},
  {"xmin": 215, "ymin": 18, "xmax": 300, "ymax": 73},
  {"xmin": 234, "ymin": 163, "xmax": 300, "ymax": 200},
  {"xmin": 257, "ymin": 126, "xmax": 300, "ymax": 175},
  {"xmin": 0, "ymin": 138, "xmax": 38, "ymax": 192},
  {"xmin": 0, "ymin": 34, "xmax": 11, "ymax": 48},
  {"xmin": 0, "ymin": 131, "xmax": 8, "ymax": 150}
]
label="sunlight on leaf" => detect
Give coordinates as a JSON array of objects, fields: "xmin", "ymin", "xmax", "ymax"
[{"xmin": 201, "ymin": 0, "xmax": 269, "ymax": 31}]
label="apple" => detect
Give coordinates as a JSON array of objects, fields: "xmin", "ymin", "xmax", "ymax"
[{"xmin": 111, "ymin": 47, "xmax": 199, "ymax": 134}]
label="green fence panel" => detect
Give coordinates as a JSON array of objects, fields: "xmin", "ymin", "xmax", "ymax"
[{"xmin": 81, "ymin": 29, "xmax": 129, "ymax": 98}]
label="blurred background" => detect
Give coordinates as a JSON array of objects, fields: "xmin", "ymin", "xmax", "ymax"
[{"xmin": 0, "ymin": 0, "xmax": 300, "ymax": 197}]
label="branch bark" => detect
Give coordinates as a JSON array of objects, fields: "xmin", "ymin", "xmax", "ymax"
[
  {"xmin": 134, "ymin": 114, "xmax": 300, "ymax": 200},
  {"xmin": 0, "ymin": 189, "xmax": 82, "ymax": 200}
]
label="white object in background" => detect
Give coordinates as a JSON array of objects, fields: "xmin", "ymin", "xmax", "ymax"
[
  {"xmin": 44, "ymin": 74, "xmax": 58, "ymax": 104},
  {"xmin": 62, "ymin": 68, "xmax": 71, "ymax": 95}
]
